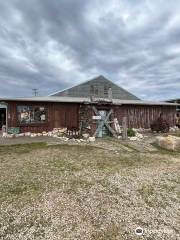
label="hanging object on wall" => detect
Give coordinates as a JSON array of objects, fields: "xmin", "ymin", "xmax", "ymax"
[
  {"xmin": 114, "ymin": 118, "xmax": 121, "ymax": 134},
  {"xmin": 92, "ymin": 106, "xmax": 118, "ymax": 138}
]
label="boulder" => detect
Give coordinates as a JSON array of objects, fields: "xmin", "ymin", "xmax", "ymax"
[{"xmin": 156, "ymin": 135, "xmax": 180, "ymax": 151}]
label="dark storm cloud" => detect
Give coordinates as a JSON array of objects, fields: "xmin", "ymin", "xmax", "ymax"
[{"xmin": 0, "ymin": 0, "xmax": 180, "ymax": 100}]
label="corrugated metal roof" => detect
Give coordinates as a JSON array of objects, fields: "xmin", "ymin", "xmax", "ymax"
[
  {"xmin": 0, "ymin": 96, "xmax": 89, "ymax": 103},
  {"xmin": 0, "ymin": 96, "xmax": 179, "ymax": 106}
]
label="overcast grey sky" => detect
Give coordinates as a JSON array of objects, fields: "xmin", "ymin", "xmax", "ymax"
[{"xmin": 0, "ymin": 0, "xmax": 180, "ymax": 100}]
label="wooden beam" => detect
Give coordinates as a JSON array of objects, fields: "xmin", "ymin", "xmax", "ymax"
[{"xmin": 122, "ymin": 116, "xmax": 127, "ymax": 140}]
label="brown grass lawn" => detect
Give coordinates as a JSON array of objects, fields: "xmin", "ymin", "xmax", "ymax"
[{"xmin": 0, "ymin": 141, "xmax": 179, "ymax": 240}]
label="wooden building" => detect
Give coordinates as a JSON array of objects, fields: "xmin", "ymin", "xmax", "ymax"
[
  {"xmin": 0, "ymin": 76, "xmax": 178, "ymax": 135},
  {"xmin": 166, "ymin": 98, "xmax": 180, "ymax": 112}
]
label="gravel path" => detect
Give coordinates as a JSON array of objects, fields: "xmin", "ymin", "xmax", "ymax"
[{"xmin": 0, "ymin": 134, "xmax": 158, "ymax": 153}]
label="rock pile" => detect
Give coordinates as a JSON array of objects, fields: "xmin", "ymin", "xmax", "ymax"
[
  {"xmin": 169, "ymin": 126, "xmax": 179, "ymax": 132},
  {"xmin": 1, "ymin": 128, "xmax": 96, "ymax": 143},
  {"xmin": 129, "ymin": 129, "xmax": 144, "ymax": 141}
]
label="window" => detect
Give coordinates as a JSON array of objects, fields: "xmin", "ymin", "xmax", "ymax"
[
  {"xmin": 90, "ymin": 84, "xmax": 98, "ymax": 96},
  {"xmin": 104, "ymin": 85, "xmax": 108, "ymax": 97},
  {"xmin": 90, "ymin": 85, "xmax": 94, "ymax": 95},
  {"xmin": 17, "ymin": 106, "xmax": 48, "ymax": 124}
]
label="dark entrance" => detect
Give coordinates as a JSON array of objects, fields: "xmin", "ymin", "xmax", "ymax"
[{"xmin": 0, "ymin": 108, "xmax": 6, "ymax": 130}]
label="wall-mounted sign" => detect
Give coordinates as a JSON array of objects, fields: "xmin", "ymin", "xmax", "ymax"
[{"xmin": 92, "ymin": 115, "xmax": 101, "ymax": 120}]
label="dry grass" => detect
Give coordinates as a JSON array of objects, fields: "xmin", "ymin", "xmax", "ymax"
[{"xmin": 0, "ymin": 141, "xmax": 180, "ymax": 240}]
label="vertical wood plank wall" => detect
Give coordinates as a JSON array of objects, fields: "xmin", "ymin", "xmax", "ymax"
[
  {"xmin": 7, "ymin": 101, "xmax": 79, "ymax": 133},
  {"xmin": 5, "ymin": 101, "xmax": 176, "ymax": 132},
  {"xmin": 113, "ymin": 105, "xmax": 176, "ymax": 128}
]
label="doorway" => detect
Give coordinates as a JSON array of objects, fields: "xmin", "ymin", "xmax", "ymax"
[
  {"xmin": 96, "ymin": 110, "xmax": 109, "ymax": 137},
  {"xmin": 0, "ymin": 108, "xmax": 6, "ymax": 129},
  {"xmin": 0, "ymin": 102, "xmax": 8, "ymax": 132}
]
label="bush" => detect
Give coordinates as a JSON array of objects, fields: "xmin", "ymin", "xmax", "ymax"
[
  {"xmin": 150, "ymin": 118, "xmax": 169, "ymax": 133},
  {"xmin": 127, "ymin": 128, "xmax": 136, "ymax": 137}
]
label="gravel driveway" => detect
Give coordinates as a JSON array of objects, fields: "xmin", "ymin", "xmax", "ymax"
[{"xmin": 0, "ymin": 138, "xmax": 179, "ymax": 240}]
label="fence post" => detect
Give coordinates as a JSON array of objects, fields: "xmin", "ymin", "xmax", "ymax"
[{"xmin": 122, "ymin": 117, "xmax": 127, "ymax": 140}]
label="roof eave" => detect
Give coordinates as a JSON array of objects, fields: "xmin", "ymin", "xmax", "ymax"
[{"xmin": 0, "ymin": 97, "xmax": 179, "ymax": 106}]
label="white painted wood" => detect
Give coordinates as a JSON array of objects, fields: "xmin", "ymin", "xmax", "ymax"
[{"xmin": 92, "ymin": 115, "xmax": 101, "ymax": 120}]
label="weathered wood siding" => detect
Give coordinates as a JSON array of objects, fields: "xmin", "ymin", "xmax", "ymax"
[
  {"xmin": 79, "ymin": 104, "xmax": 176, "ymax": 135},
  {"xmin": 6, "ymin": 101, "xmax": 79, "ymax": 133},
  {"xmin": 3, "ymin": 100, "xmax": 176, "ymax": 133},
  {"xmin": 113, "ymin": 105, "xmax": 176, "ymax": 128},
  {"xmin": 52, "ymin": 103, "xmax": 79, "ymax": 129}
]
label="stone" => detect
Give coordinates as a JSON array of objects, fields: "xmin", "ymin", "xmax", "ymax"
[
  {"xmin": 136, "ymin": 133, "xmax": 143, "ymax": 139},
  {"xmin": 63, "ymin": 138, "xmax": 69, "ymax": 142},
  {"xmin": 2, "ymin": 132, "xmax": 8, "ymax": 137},
  {"xmin": 58, "ymin": 128, "xmax": 67, "ymax": 133},
  {"xmin": 156, "ymin": 135, "xmax": 180, "ymax": 151},
  {"xmin": 53, "ymin": 135, "xmax": 58, "ymax": 138},
  {"xmin": 89, "ymin": 136, "xmax": 95, "ymax": 142},
  {"xmin": 30, "ymin": 134, "xmax": 37, "ymax": 137},
  {"xmin": 25, "ymin": 132, "xmax": 31, "ymax": 136},
  {"xmin": 82, "ymin": 133, "xmax": 89, "ymax": 139},
  {"xmin": 18, "ymin": 133, "xmax": 25, "ymax": 137},
  {"xmin": 129, "ymin": 137, "xmax": 137, "ymax": 141},
  {"xmin": 69, "ymin": 138, "xmax": 75, "ymax": 142},
  {"xmin": 170, "ymin": 126, "xmax": 179, "ymax": 132},
  {"xmin": 4, "ymin": 134, "xmax": 14, "ymax": 138}
]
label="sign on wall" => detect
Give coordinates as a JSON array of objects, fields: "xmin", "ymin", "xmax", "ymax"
[{"xmin": 92, "ymin": 115, "xmax": 102, "ymax": 120}]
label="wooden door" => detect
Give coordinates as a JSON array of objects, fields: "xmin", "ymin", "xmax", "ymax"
[{"xmin": 54, "ymin": 109, "xmax": 61, "ymax": 128}]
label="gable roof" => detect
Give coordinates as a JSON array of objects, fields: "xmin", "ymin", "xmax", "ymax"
[{"xmin": 50, "ymin": 75, "xmax": 140, "ymax": 100}]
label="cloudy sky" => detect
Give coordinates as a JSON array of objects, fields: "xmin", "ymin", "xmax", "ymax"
[{"xmin": 0, "ymin": 0, "xmax": 180, "ymax": 100}]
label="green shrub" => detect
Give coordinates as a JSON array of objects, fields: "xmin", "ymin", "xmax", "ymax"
[{"xmin": 127, "ymin": 128, "xmax": 136, "ymax": 137}]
